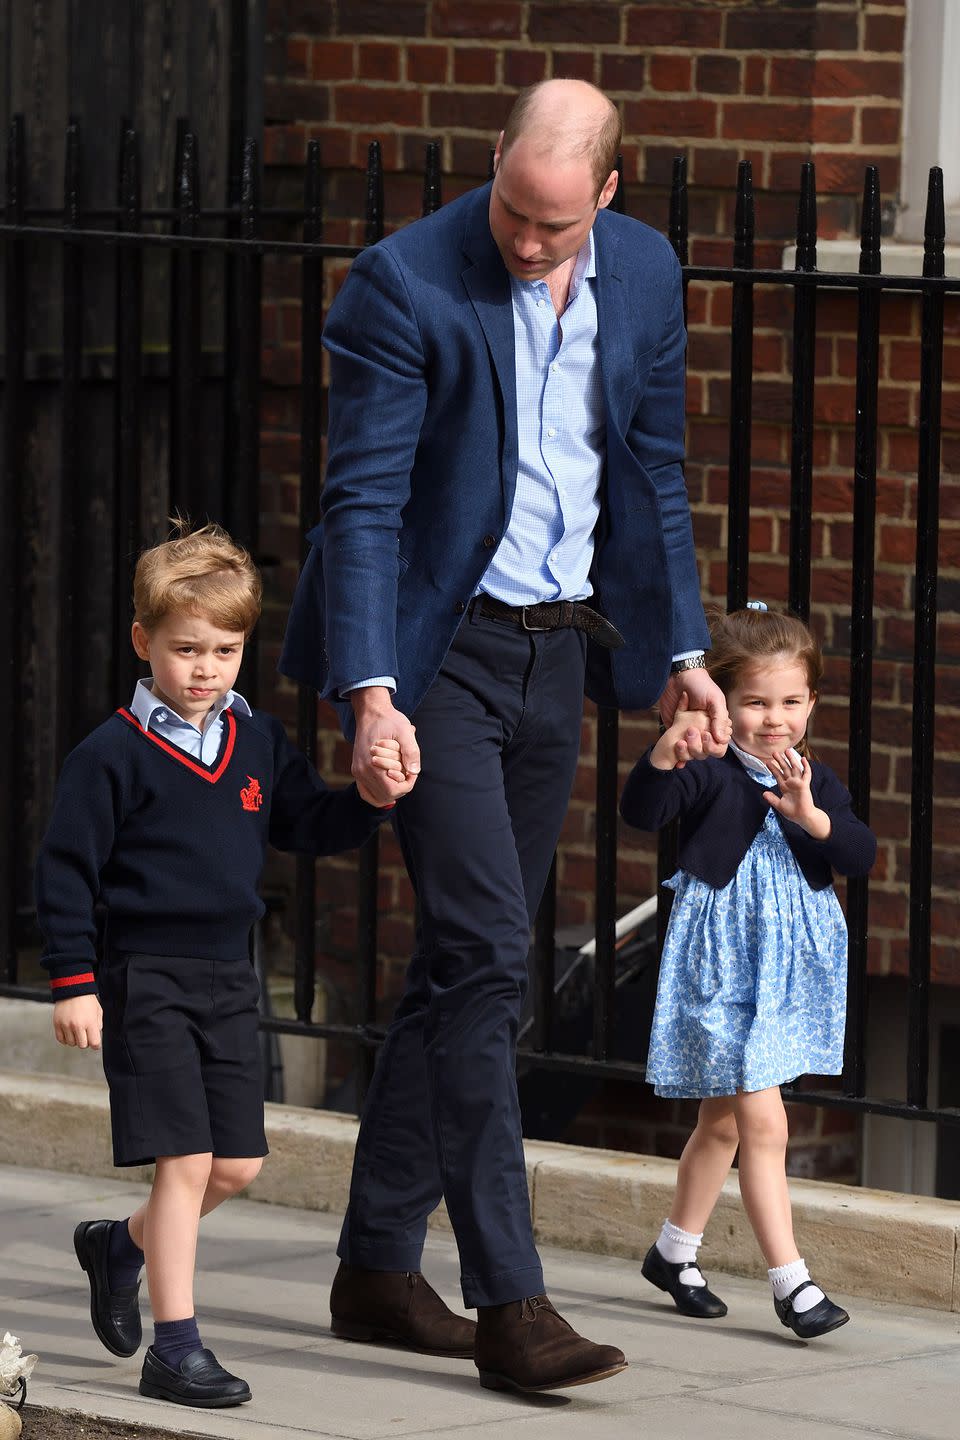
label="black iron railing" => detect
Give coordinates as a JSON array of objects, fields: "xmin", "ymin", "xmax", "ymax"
[{"xmin": 2, "ymin": 116, "xmax": 959, "ymax": 1130}]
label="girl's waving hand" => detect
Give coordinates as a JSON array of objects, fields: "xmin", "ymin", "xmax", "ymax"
[{"xmin": 763, "ymin": 748, "xmax": 832, "ymax": 841}]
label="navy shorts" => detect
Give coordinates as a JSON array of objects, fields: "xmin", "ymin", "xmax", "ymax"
[{"xmin": 99, "ymin": 951, "xmax": 268, "ymax": 1168}]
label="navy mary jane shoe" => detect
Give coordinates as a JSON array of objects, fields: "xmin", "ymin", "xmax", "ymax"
[
  {"xmin": 641, "ymin": 1242, "xmax": 728, "ymax": 1319},
  {"xmin": 775, "ymin": 1281, "xmax": 849, "ymax": 1339}
]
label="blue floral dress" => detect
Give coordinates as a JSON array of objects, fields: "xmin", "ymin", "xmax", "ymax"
[{"xmin": 646, "ymin": 750, "xmax": 848, "ymax": 1099}]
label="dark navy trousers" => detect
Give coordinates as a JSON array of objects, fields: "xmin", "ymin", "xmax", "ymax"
[{"xmin": 337, "ymin": 606, "xmax": 587, "ymax": 1307}]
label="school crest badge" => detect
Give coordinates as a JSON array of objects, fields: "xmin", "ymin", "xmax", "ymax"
[{"xmin": 240, "ymin": 776, "xmax": 264, "ymax": 812}]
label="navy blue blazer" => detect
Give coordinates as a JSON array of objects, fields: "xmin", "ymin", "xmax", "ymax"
[
  {"xmin": 620, "ymin": 749, "xmax": 876, "ymax": 890},
  {"xmin": 280, "ymin": 182, "xmax": 710, "ymax": 728}
]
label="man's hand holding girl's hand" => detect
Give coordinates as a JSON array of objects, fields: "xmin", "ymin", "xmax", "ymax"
[
  {"xmin": 650, "ymin": 693, "xmax": 732, "ymax": 771},
  {"xmin": 657, "ymin": 667, "xmax": 731, "ymax": 748}
]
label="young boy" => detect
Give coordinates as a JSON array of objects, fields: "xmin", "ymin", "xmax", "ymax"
[{"xmin": 36, "ymin": 522, "xmax": 411, "ymax": 1409}]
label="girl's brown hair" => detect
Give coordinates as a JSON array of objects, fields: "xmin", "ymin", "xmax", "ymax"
[
  {"xmin": 133, "ymin": 519, "xmax": 262, "ymax": 635},
  {"xmin": 706, "ymin": 607, "xmax": 823, "ymax": 755}
]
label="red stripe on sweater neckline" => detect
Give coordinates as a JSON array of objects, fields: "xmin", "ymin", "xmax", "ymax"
[{"xmin": 116, "ymin": 707, "xmax": 237, "ymax": 783}]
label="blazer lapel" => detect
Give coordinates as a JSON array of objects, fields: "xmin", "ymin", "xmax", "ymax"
[
  {"xmin": 459, "ymin": 187, "xmax": 519, "ymax": 512},
  {"xmin": 593, "ymin": 214, "xmax": 630, "ymax": 427}
]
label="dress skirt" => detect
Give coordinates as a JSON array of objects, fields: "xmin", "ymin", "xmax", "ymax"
[{"xmin": 646, "ymin": 807, "xmax": 848, "ymax": 1099}]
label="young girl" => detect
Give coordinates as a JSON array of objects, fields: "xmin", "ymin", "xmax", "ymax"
[{"xmin": 620, "ymin": 606, "xmax": 875, "ymax": 1339}]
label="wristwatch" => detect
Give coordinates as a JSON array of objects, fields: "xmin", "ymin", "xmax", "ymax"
[{"xmin": 670, "ymin": 654, "xmax": 707, "ymax": 674}]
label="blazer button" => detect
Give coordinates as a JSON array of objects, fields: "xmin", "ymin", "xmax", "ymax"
[
  {"xmin": 454, "ymin": 601, "xmax": 466, "ymax": 614},
  {"xmin": 482, "ymin": 534, "xmax": 497, "ymax": 549}
]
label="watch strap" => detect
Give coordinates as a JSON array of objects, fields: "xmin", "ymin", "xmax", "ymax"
[{"xmin": 670, "ymin": 654, "xmax": 707, "ymax": 674}]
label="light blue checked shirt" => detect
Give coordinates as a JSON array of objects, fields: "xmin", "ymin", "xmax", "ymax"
[
  {"xmin": 480, "ymin": 230, "xmax": 603, "ymax": 605},
  {"xmin": 130, "ymin": 678, "xmax": 252, "ymax": 765}
]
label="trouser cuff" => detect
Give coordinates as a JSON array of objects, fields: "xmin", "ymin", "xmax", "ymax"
[
  {"xmin": 462, "ymin": 1262, "xmax": 545, "ymax": 1309},
  {"xmin": 337, "ymin": 1236, "xmax": 425, "ymax": 1274}
]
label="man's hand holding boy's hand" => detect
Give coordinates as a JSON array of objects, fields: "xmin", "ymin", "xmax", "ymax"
[
  {"xmin": 54, "ymin": 994, "xmax": 103, "ymax": 1049},
  {"xmin": 357, "ymin": 738, "xmax": 417, "ymax": 807},
  {"xmin": 350, "ymin": 688, "xmax": 420, "ymax": 807},
  {"xmin": 651, "ymin": 694, "xmax": 732, "ymax": 771}
]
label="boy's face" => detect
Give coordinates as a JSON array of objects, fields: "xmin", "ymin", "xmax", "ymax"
[{"xmin": 131, "ymin": 611, "xmax": 246, "ymax": 728}]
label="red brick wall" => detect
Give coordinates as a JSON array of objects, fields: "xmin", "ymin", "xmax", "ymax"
[{"xmin": 256, "ymin": 1, "xmax": 957, "ymax": 1169}]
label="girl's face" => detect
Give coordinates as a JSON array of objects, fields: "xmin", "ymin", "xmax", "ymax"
[{"xmin": 726, "ymin": 659, "xmax": 816, "ymax": 761}]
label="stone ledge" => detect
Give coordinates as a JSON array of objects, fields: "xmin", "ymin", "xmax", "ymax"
[{"xmin": 1, "ymin": 1069, "xmax": 957, "ymax": 1312}]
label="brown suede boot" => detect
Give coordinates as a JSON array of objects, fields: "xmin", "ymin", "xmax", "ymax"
[
  {"xmin": 329, "ymin": 1262, "xmax": 476, "ymax": 1357},
  {"xmin": 475, "ymin": 1295, "xmax": 627, "ymax": 1393}
]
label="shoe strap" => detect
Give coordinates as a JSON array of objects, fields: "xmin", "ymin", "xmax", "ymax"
[{"xmin": 787, "ymin": 1279, "xmax": 818, "ymax": 1301}]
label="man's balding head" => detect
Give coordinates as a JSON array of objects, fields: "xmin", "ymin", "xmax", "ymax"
[{"xmin": 500, "ymin": 80, "xmax": 622, "ymax": 198}]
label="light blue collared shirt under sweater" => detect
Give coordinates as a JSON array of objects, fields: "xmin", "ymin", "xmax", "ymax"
[{"xmin": 130, "ymin": 678, "xmax": 253, "ymax": 766}]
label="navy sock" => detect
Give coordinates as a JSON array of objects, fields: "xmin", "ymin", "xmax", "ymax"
[
  {"xmin": 153, "ymin": 1316, "xmax": 203, "ymax": 1370},
  {"xmin": 107, "ymin": 1218, "xmax": 144, "ymax": 1292}
]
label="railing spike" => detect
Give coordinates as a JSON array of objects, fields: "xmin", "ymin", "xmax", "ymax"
[
  {"xmin": 118, "ymin": 127, "xmax": 140, "ymax": 219},
  {"xmin": 610, "ymin": 152, "xmax": 624, "ymax": 215},
  {"xmin": 304, "ymin": 139, "xmax": 323, "ymax": 243},
  {"xmin": 240, "ymin": 136, "xmax": 259, "ymax": 240},
  {"xmin": 365, "ymin": 139, "xmax": 384, "ymax": 245},
  {"xmin": 175, "ymin": 124, "xmax": 200, "ymax": 234},
  {"xmin": 923, "ymin": 166, "xmax": 945, "ymax": 280},
  {"xmin": 795, "ymin": 160, "xmax": 818, "ymax": 272},
  {"xmin": 859, "ymin": 165, "xmax": 882, "ymax": 276},
  {"xmin": 422, "ymin": 140, "xmax": 442, "ymax": 217},
  {"xmin": 63, "ymin": 119, "xmax": 82, "ymax": 228},
  {"xmin": 669, "ymin": 154, "xmax": 688, "ymax": 265},
  {"xmin": 116, "ymin": 115, "xmax": 131, "ymax": 198},
  {"xmin": 733, "ymin": 159, "xmax": 754, "ymax": 269},
  {"xmin": 6, "ymin": 114, "xmax": 26, "ymax": 218}
]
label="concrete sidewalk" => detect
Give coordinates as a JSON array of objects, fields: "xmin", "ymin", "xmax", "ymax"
[{"xmin": 3, "ymin": 1164, "xmax": 958, "ymax": 1440}]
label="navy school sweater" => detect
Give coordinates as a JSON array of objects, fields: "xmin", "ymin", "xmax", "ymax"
[
  {"xmin": 36, "ymin": 706, "xmax": 388, "ymax": 1000},
  {"xmin": 620, "ymin": 747, "xmax": 876, "ymax": 890}
]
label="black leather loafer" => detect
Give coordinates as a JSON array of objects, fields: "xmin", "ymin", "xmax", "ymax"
[
  {"xmin": 73, "ymin": 1219, "xmax": 142, "ymax": 1357},
  {"xmin": 641, "ymin": 1242, "xmax": 728, "ymax": 1318},
  {"xmin": 775, "ymin": 1282, "xmax": 849, "ymax": 1339},
  {"xmin": 139, "ymin": 1346, "xmax": 252, "ymax": 1407}
]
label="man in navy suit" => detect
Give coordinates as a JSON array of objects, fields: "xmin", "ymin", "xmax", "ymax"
[{"xmin": 282, "ymin": 79, "xmax": 727, "ymax": 1393}]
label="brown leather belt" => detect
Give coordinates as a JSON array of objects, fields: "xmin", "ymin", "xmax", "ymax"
[{"xmin": 473, "ymin": 595, "xmax": 625, "ymax": 651}]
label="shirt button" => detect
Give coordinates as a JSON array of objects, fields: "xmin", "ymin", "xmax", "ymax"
[
  {"xmin": 482, "ymin": 534, "xmax": 497, "ymax": 549},
  {"xmin": 551, "ymin": 362, "xmax": 559, "ymax": 371},
  {"xmin": 537, "ymin": 299, "xmax": 546, "ymax": 308},
  {"xmin": 454, "ymin": 601, "xmax": 466, "ymax": 614},
  {"xmin": 547, "ymin": 427, "xmax": 556, "ymax": 437}
]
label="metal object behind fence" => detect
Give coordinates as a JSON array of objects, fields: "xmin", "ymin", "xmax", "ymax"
[{"xmin": 2, "ymin": 119, "xmax": 959, "ymax": 1130}]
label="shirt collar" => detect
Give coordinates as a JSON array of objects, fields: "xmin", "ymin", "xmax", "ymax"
[
  {"xmin": 130, "ymin": 677, "xmax": 252, "ymax": 734},
  {"xmin": 568, "ymin": 227, "xmax": 596, "ymax": 302},
  {"xmin": 729, "ymin": 737, "xmax": 776, "ymax": 781},
  {"xmin": 511, "ymin": 228, "xmax": 596, "ymax": 303}
]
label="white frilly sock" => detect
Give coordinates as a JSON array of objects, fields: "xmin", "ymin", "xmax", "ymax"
[
  {"xmin": 656, "ymin": 1219, "xmax": 707, "ymax": 1288},
  {"xmin": 768, "ymin": 1258, "xmax": 825, "ymax": 1312}
]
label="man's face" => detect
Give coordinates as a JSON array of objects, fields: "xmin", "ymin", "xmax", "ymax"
[{"xmin": 488, "ymin": 136, "xmax": 617, "ymax": 283}]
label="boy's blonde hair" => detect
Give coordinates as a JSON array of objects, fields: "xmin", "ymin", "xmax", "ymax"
[{"xmin": 133, "ymin": 519, "xmax": 262, "ymax": 635}]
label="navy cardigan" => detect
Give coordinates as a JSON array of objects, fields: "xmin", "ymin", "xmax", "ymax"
[{"xmin": 619, "ymin": 748, "xmax": 876, "ymax": 890}]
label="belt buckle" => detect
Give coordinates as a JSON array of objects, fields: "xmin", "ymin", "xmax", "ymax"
[{"xmin": 520, "ymin": 605, "xmax": 551, "ymax": 632}]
